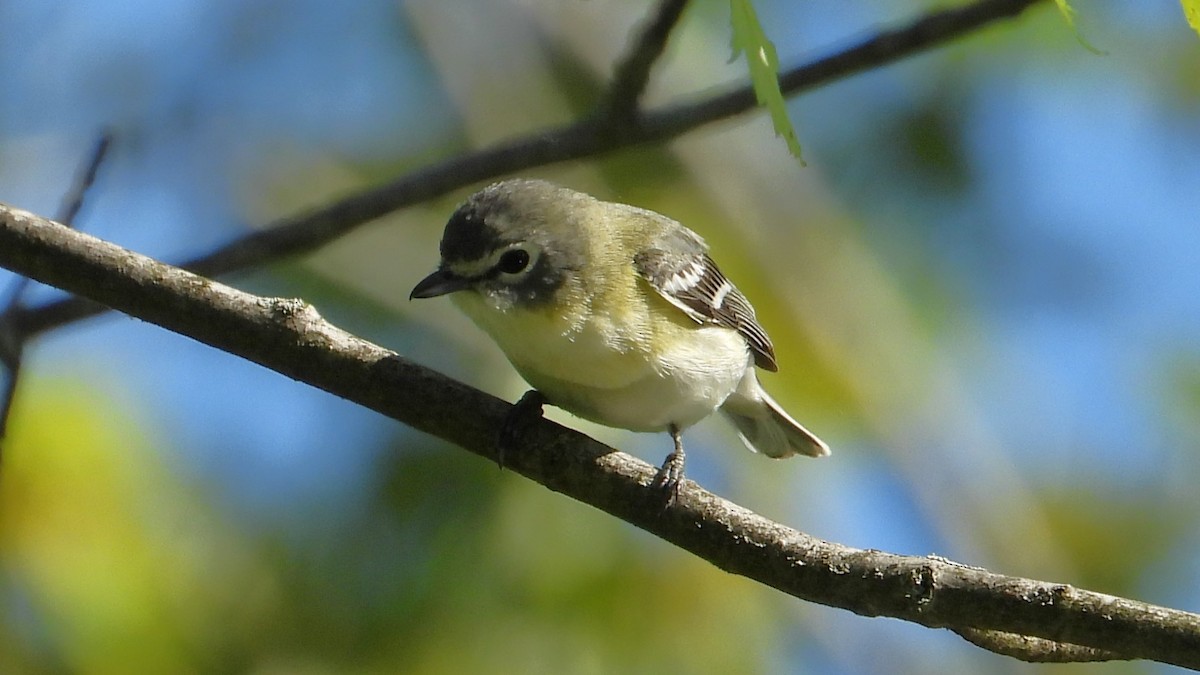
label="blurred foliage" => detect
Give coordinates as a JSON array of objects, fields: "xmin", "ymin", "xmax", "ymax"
[
  {"xmin": 1051, "ymin": 0, "xmax": 1104, "ymax": 54},
  {"xmin": 2, "ymin": 0, "xmax": 1199, "ymax": 674},
  {"xmin": 1, "ymin": 377, "xmax": 256, "ymax": 674},
  {"xmin": 729, "ymin": 0, "xmax": 805, "ymax": 162},
  {"xmin": 1184, "ymin": 0, "xmax": 1200, "ymax": 37},
  {"xmin": 0, "ymin": 377, "xmax": 787, "ymax": 674}
]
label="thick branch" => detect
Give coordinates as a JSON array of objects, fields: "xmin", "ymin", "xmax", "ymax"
[
  {"xmin": 9, "ymin": 0, "xmax": 1046, "ymax": 341},
  {"xmin": 3, "ymin": 203, "xmax": 1200, "ymax": 670}
]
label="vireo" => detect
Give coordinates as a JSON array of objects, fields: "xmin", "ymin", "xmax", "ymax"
[{"xmin": 411, "ymin": 179, "xmax": 828, "ymax": 498}]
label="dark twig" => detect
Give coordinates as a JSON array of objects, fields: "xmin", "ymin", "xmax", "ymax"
[
  {"xmin": 0, "ymin": 130, "xmax": 114, "ymax": 445},
  {"xmin": 0, "ymin": 330, "xmax": 20, "ymax": 444},
  {"xmin": 0, "ymin": 131, "xmax": 113, "ymax": 310},
  {"xmin": 56, "ymin": 132, "xmax": 116, "ymax": 226},
  {"xmin": 602, "ymin": 0, "xmax": 691, "ymax": 122},
  {"xmin": 2, "ymin": 205, "xmax": 1200, "ymax": 670},
  {"xmin": 7, "ymin": 0, "xmax": 1046, "ymax": 342}
]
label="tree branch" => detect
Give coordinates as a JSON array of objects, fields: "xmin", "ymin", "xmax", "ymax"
[
  {"xmin": 8, "ymin": 0, "xmax": 1046, "ymax": 341},
  {"xmin": 602, "ymin": 0, "xmax": 691, "ymax": 122},
  {"xmin": 3, "ymin": 202, "xmax": 1200, "ymax": 671},
  {"xmin": 954, "ymin": 627, "xmax": 1123, "ymax": 663},
  {"xmin": 0, "ymin": 130, "xmax": 114, "ymax": 445}
]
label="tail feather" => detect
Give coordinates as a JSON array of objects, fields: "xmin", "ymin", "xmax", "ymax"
[{"xmin": 720, "ymin": 374, "xmax": 829, "ymax": 459}]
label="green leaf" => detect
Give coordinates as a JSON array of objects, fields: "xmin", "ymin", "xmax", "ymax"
[
  {"xmin": 1053, "ymin": 0, "xmax": 1106, "ymax": 54},
  {"xmin": 1184, "ymin": 0, "xmax": 1200, "ymax": 38},
  {"xmin": 728, "ymin": 0, "xmax": 805, "ymax": 165}
]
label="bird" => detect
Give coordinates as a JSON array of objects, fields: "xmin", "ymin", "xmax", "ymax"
[{"xmin": 410, "ymin": 178, "xmax": 828, "ymax": 501}]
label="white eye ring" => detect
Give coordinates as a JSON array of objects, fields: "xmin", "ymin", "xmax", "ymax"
[
  {"xmin": 492, "ymin": 244, "xmax": 541, "ymax": 279},
  {"xmin": 497, "ymin": 248, "xmax": 531, "ymax": 274}
]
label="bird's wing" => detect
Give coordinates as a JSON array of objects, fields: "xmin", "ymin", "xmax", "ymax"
[{"xmin": 633, "ymin": 226, "xmax": 777, "ymax": 372}]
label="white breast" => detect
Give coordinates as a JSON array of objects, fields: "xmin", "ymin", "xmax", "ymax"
[{"xmin": 453, "ymin": 292, "xmax": 750, "ymax": 432}]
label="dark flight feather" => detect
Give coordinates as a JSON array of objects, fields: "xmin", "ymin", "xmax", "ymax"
[{"xmin": 634, "ymin": 228, "xmax": 777, "ymax": 372}]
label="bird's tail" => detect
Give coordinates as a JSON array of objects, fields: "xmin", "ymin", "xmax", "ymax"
[{"xmin": 720, "ymin": 373, "xmax": 829, "ymax": 459}]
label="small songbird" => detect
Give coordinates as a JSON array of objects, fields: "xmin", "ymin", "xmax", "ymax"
[{"xmin": 410, "ymin": 179, "xmax": 828, "ymax": 499}]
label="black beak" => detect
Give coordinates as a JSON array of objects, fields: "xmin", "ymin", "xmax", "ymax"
[{"xmin": 410, "ymin": 269, "xmax": 471, "ymax": 300}]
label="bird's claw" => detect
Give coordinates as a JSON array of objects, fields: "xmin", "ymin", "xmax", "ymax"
[
  {"xmin": 651, "ymin": 450, "xmax": 686, "ymax": 506},
  {"xmin": 652, "ymin": 424, "xmax": 687, "ymax": 507},
  {"xmin": 497, "ymin": 390, "xmax": 546, "ymax": 468}
]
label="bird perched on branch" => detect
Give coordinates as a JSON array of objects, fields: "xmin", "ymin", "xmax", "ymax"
[{"xmin": 411, "ymin": 179, "xmax": 828, "ymax": 501}]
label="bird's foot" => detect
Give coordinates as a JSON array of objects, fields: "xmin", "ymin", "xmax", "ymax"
[
  {"xmin": 497, "ymin": 390, "xmax": 546, "ymax": 469},
  {"xmin": 652, "ymin": 451, "xmax": 686, "ymax": 506},
  {"xmin": 651, "ymin": 425, "xmax": 687, "ymax": 507}
]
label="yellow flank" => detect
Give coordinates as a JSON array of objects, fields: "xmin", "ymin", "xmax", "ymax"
[{"xmin": 451, "ymin": 264, "xmax": 676, "ymax": 392}]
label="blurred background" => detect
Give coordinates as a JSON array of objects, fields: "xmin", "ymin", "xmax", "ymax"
[{"xmin": 1, "ymin": 0, "xmax": 1198, "ymax": 673}]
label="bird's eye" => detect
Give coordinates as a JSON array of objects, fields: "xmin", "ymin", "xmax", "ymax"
[{"xmin": 497, "ymin": 249, "xmax": 531, "ymax": 274}]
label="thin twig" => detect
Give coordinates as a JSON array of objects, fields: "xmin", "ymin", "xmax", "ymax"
[
  {"xmin": 602, "ymin": 0, "xmax": 690, "ymax": 122},
  {"xmin": 0, "ymin": 130, "xmax": 114, "ymax": 445},
  {"xmin": 58, "ymin": 132, "xmax": 116, "ymax": 223},
  {"xmin": 1, "ymin": 205, "xmax": 1199, "ymax": 670},
  {"xmin": 0, "ymin": 334, "xmax": 20, "ymax": 442},
  {"xmin": 8, "ymin": 0, "xmax": 1046, "ymax": 342},
  {"xmin": 0, "ymin": 131, "xmax": 113, "ymax": 310}
]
